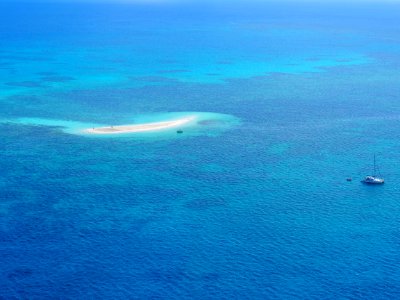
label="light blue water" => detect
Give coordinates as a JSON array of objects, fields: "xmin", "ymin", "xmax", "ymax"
[
  {"xmin": 1, "ymin": 1, "xmax": 400, "ymax": 299},
  {"xmin": 4, "ymin": 111, "xmax": 239, "ymax": 138}
]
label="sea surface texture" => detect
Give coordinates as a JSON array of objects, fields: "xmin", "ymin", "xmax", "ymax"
[{"xmin": 1, "ymin": 1, "xmax": 400, "ymax": 299}]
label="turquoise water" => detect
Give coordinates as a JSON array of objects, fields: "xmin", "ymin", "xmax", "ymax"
[
  {"xmin": 4, "ymin": 112, "xmax": 239, "ymax": 138},
  {"xmin": 2, "ymin": 1, "xmax": 400, "ymax": 298}
]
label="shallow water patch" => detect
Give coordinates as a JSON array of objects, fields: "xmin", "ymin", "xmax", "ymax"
[{"xmin": 2, "ymin": 112, "xmax": 240, "ymax": 140}]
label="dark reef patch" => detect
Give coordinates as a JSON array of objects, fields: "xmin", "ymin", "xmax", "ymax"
[
  {"xmin": 36, "ymin": 72, "xmax": 58, "ymax": 76},
  {"xmin": 0, "ymin": 55, "xmax": 52, "ymax": 62},
  {"xmin": 216, "ymin": 60, "xmax": 233, "ymax": 65},
  {"xmin": 305, "ymin": 57, "xmax": 321, "ymax": 61},
  {"xmin": 198, "ymin": 119, "xmax": 225, "ymax": 126},
  {"xmin": 7, "ymin": 268, "xmax": 34, "ymax": 281},
  {"xmin": 335, "ymin": 58, "xmax": 352, "ymax": 62},
  {"xmin": 184, "ymin": 197, "xmax": 226, "ymax": 210},
  {"xmin": 130, "ymin": 76, "xmax": 179, "ymax": 84},
  {"xmin": 40, "ymin": 76, "xmax": 75, "ymax": 83},
  {"xmin": 157, "ymin": 59, "xmax": 179, "ymax": 64},
  {"xmin": 5, "ymin": 81, "xmax": 44, "ymax": 88},
  {"xmin": 157, "ymin": 69, "xmax": 189, "ymax": 74}
]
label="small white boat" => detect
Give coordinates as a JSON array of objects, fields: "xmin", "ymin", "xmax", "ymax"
[
  {"xmin": 362, "ymin": 175, "xmax": 384, "ymax": 184},
  {"xmin": 362, "ymin": 155, "xmax": 384, "ymax": 185}
]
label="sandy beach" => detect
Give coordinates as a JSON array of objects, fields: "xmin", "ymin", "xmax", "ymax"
[{"xmin": 85, "ymin": 116, "xmax": 195, "ymax": 134}]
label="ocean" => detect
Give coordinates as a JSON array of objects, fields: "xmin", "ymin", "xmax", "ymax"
[{"xmin": 1, "ymin": 1, "xmax": 400, "ymax": 298}]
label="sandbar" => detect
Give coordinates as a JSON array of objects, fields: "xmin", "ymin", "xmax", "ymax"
[{"xmin": 85, "ymin": 116, "xmax": 195, "ymax": 134}]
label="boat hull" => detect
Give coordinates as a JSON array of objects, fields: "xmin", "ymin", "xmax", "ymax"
[{"xmin": 361, "ymin": 179, "xmax": 384, "ymax": 185}]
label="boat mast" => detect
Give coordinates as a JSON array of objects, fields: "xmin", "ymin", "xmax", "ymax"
[{"xmin": 373, "ymin": 154, "xmax": 376, "ymax": 176}]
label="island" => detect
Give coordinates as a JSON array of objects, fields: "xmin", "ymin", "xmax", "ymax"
[{"xmin": 84, "ymin": 116, "xmax": 195, "ymax": 134}]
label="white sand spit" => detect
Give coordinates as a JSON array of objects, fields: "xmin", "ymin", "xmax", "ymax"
[{"xmin": 85, "ymin": 116, "xmax": 195, "ymax": 134}]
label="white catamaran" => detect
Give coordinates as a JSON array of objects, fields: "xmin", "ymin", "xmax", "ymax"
[{"xmin": 362, "ymin": 155, "xmax": 384, "ymax": 184}]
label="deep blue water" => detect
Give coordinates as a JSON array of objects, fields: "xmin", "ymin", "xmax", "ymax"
[{"xmin": 2, "ymin": 1, "xmax": 400, "ymax": 299}]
